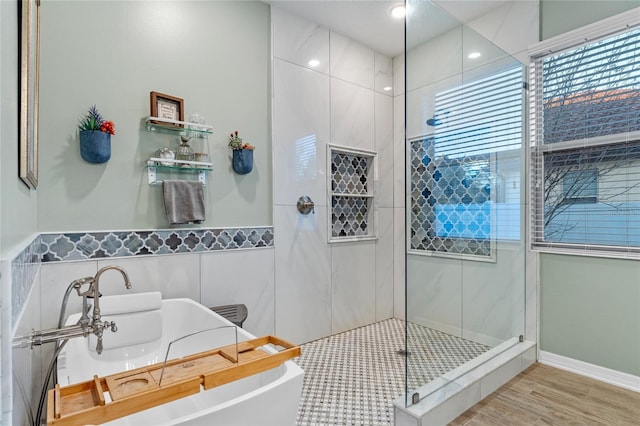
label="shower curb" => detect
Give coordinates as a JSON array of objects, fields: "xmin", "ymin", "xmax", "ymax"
[{"xmin": 393, "ymin": 340, "xmax": 536, "ymax": 425}]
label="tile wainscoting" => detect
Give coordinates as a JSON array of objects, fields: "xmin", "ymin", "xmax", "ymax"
[
  {"xmin": 10, "ymin": 236, "xmax": 42, "ymax": 328},
  {"xmin": 10, "ymin": 227, "xmax": 273, "ymax": 329},
  {"xmin": 6, "ymin": 226, "xmax": 275, "ymax": 425}
]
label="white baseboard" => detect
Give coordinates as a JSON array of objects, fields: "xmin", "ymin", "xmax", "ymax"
[{"xmin": 539, "ymin": 351, "xmax": 640, "ymax": 393}]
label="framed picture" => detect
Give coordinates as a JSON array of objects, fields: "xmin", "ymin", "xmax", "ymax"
[
  {"xmin": 19, "ymin": 0, "xmax": 41, "ymax": 189},
  {"xmin": 150, "ymin": 91, "xmax": 184, "ymax": 127}
]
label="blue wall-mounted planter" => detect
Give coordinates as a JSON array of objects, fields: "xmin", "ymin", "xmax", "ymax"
[
  {"xmin": 232, "ymin": 149, "xmax": 253, "ymax": 174},
  {"xmin": 80, "ymin": 130, "xmax": 111, "ymax": 164}
]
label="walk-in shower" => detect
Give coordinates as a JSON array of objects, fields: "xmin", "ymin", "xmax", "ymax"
[{"xmin": 401, "ymin": 0, "xmax": 527, "ymax": 418}]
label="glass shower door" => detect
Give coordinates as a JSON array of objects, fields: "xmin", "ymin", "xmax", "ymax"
[{"xmin": 404, "ymin": 0, "xmax": 526, "ymax": 406}]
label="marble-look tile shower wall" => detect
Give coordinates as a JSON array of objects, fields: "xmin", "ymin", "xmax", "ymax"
[{"xmin": 271, "ymin": 7, "xmax": 396, "ymax": 344}]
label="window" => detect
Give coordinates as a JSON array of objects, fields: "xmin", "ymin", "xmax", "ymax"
[
  {"xmin": 530, "ymin": 20, "xmax": 640, "ymax": 253},
  {"xmin": 562, "ymin": 170, "xmax": 598, "ymax": 204},
  {"xmin": 409, "ymin": 65, "xmax": 523, "ymax": 260}
]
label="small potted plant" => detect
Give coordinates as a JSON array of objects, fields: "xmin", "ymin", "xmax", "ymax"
[
  {"xmin": 78, "ymin": 105, "xmax": 115, "ymax": 164},
  {"xmin": 228, "ymin": 130, "xmax": 255, "ymax": 174}
]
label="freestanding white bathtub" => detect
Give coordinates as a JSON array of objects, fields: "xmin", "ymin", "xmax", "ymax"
[{"xmin": 57, "ymin": 293, "xmax": 304, "ymax": 425}]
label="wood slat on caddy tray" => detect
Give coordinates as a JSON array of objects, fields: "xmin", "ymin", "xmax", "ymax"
[
  {"xmin": 204, "ymin": 337, "xmax": 301, "ymax": 389},
  {"xmin": 54, "ymin": 378, "xmax": 201, "ymax": 426}
]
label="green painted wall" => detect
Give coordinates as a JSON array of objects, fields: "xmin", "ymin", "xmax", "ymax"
[
  {"xmin": 539, "ymin": 2, "xmax": 640, "ymax": 376},
  {"xmin": 540, "ymin": 254, "xmax": 640, "ymax": 375},
  {"xmin": 36, "ymin": 1, "xmax": 272, "ymax": 231},
  {"xmin": 1, "ymin": 1, "xmax": 272, "ymax": 247},
  {"xmin": 541, "ymin": 0, "xmax": 639, "ymax": 40},
  {"xmin": 1, "ymin": 0, "xmax": 38, "ymax": 257}
]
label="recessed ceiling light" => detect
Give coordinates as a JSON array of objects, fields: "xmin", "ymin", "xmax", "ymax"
[
  {"xmin": 308, "ymin": 59, "xmax": 320, "ymax": 67},
  {"xmin": 390, "ymin": 4, "xmax": 406, "ymax": 19},
  {"xmin": 468, "ymin": 52, "xmax": 481, "ymax": 59},
  {"xmin": 383, "ymin": 86, "xmax": 392, "ymax": 91}
]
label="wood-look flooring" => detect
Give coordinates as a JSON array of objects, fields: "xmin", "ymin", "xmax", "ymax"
[{"xmin": 450, "ymin": 363, "xmax": 640, "ymax": 425}]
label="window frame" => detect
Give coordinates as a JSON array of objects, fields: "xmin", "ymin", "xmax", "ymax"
[{"xmin": 529, "ymin": 9, "xmax": 640, "ymax": 257}]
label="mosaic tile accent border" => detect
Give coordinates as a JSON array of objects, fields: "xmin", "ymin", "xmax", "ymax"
[
  {"xmin": 10, "ymin": 227, "xmax": 273, "ymax": 327},
  {"xmin": 39, "ymin": 227, "xmax": 274, "ymax": 262},
  {"xmin": 11, "ymin": 235, "xmax": 42, "ymax": 327}
]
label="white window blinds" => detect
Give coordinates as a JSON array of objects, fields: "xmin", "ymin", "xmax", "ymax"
[
  {"xmin": 530, "ymin": 25, "xmax": 640, "ymax": 255},
  {"xmin": 432, "ymin": 66, "xmax": 523, "ymax": 158}
]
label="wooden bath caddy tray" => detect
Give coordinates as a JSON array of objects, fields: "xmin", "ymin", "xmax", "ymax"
[{"xmin": 47, "ymin": 335, "xmax": 300, "ymax": 425}]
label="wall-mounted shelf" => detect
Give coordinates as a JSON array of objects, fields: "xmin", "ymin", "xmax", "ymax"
[
  {"xmin": 145, "ymin": 117, "xmax": 213, "ymax": 136},
  {"xmin": 144, "ymin": 115, "xmax": 213, "ymax": 186},
  {"xmin": 329, "ymin": 193, "xmax": 374, "ymax": 198},
  {"xmin": 146, "ymin": 157, "xmax": 213, "ymax": 185}
]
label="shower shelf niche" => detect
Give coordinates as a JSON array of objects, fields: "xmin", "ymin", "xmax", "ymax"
[{"xmin": 327, "ymin": 144, "xmax": 377, "ymax": 243}]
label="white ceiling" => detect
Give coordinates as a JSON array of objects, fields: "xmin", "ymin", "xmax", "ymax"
[{"xmin": 266, "ymin": 1, "xmax": 512, "ymax": 57}]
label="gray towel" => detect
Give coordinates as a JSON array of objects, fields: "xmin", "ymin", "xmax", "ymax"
[{"xmin": 162, "ymin": 180, "xmax": 205, "ymax": 225}]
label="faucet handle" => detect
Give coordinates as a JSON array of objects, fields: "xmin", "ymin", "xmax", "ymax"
[
  {"xmin": 104, "ymin": 320, "xmax": 118, "ymax": 333},
  {"xmin": 94, "ymin": 320, "xmax": 117, "ymax": 355},
  {"xmin": 71, "ymin": 277, "xmax": 95, "ymax": 296}
]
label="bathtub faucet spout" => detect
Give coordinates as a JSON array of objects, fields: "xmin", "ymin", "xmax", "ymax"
[
  {"xmin": 90, "ymin": 265, "xmax": 133, "ymax": 354},
  {"xmin": 11, "ymin": 267, "xmax": 131, "ymax": 352}
]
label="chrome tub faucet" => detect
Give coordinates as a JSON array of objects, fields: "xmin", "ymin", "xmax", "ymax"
[
  {"xmin": 12, "ymin": 266, "xmax": 133, "ymax": 354},
  {"xmin": 89, "ymin": 265, "xmax": 132, "ymax": 354}
]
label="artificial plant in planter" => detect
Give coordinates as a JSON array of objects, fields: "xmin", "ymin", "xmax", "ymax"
[
  {"xmin": 228, "ymin": 130, "xmax": 255, "ymax": 174},
  {"xmin": 78, "ymin": 105, "xmax": 115, "ymax": 164}
]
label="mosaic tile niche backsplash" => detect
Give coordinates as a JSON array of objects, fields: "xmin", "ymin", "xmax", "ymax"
[
  {"xmin": 410, "ymin": 138, "xmax": 493, "ymax": 258},
  {"xmin": 330, "ymin": 149, "xmax": 375, "ymax": 240}
]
